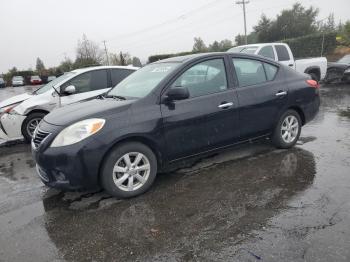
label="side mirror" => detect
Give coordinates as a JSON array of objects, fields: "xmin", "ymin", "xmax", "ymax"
[
  {"xmin": 164, "ymin": 87, "xmax": 189, "ymax": 102},
  {"xmin": 64, "ymin": 85, "xmax": 76, "ymax": 95}
]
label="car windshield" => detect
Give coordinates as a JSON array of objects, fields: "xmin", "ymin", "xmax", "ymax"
[
  {"xmin": 107, "ymin": 62, "xmax": 179, "ymax": 99},
  {"xmin": 230, "ymin": 46, "xmax": 258, "ymax": 54},
  {"xmin": 31, "ymin": 76, "xmax": 40, "ymax": 79},
  {"xmin": 13, "ymin": 76, "xmax": 22, "ymax": 80},
  {"xmin": 35, "ymin": 72, "xmax": 74, "ymax": 95},
  {"xmin": 337, "ymin": 55, "xmax": 350, "ymax": 64}
]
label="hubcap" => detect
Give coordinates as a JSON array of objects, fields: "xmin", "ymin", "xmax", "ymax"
[
  {"xmin": 27, "ymin": 118, "xmax": 42, "ymax": 137},
  {"xmin": 112, "ymin": 152, "xmax": 150, "ymax": 192},
  {"xmin": 281, "ymin": 115, "xmax": 299, "ymax": 143}
]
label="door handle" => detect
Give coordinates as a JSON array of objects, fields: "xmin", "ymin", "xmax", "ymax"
[
  {"xmin": 218, "ymin": 102, "xmax": 234, "ymax": 109},
  {"xmin": 275, "ymin": 91, "xmax": 287, "ymax": 97},
  {"xmin": 288, "ymin": 64, "xmax": 294, "ymax": 67}
]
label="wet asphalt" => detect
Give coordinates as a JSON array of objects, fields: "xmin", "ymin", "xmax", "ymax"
[{"xmin": 0, "ymin": 84, "xmax": 350, "ymax": 261}]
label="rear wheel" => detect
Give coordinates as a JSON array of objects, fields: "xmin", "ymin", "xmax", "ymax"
[
  {"xmin": 22, "ymin": 112, "xmax": 46, "ymax": 143},
  {"xmin": 100, "ymin": 142, "xmax": 157, "ymax": 198},
  {"xmin": 272, "ymin": 110, "xmax": 302, "ymax": 149}
]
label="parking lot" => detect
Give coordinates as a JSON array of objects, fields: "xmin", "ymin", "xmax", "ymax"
[{"xmin": 0, "ymin": 84, "xmax": 350, "ymax": 261}]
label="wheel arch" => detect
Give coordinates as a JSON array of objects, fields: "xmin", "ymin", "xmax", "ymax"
[
  {"xmin": 24, "ymin": 108, "xmax": 50, "ymax": 117},
  {"xmin": 287, "ymin": 106, "xmax": 306, "ymax": 125},
  {"xmin": 304, "ymin": 66, "xmax": 320, "ymax": 81},
  {"xmin": 98, "ymin": 135, "xmax": 164, "ymax": 181}
]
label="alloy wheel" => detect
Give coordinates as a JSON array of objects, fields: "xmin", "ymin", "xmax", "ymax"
[
  {"xmin": 26, "ymin": 118, "xmax": 41, "ymax": 137},
  {"xmin": 281, "ymin": 115, "xmax": 299, "ymax": 143},
  {"xmin": 112, "ymin": 152, "xmax": 151, "ymax": 192}
]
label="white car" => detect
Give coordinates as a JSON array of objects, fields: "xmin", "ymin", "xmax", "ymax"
[
  {"xmin": 11, "ymin": 76, "xmax": 25, "ymax": 86},
  {"xmin": 228, "ymin": 43, "xmax": 327, "ymax": 81},
  {"xmin": 0, "ymin": 65, "xmax": 138, "ymax": 142}
]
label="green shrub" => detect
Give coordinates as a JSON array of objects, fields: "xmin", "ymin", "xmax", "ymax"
[{"xmin": 281, "ymin": 32, "xmax": 337, "ymax": 58}]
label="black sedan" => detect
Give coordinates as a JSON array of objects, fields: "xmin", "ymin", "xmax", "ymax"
[
  {"xmin": 324, "ymin": 54, "xmax": 350, "ymax": 84},
  {"xmin": 32, "ymin": 52, "xmax": 320, "ymax": 198}
]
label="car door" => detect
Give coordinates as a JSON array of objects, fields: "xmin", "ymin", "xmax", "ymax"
[
  {"xmin": 274, "ymin": 44, "xmax": 295, "ymax": 68},
  {"xmin": 161, "ymin": 57, "xmax": 239, "ymax": 161},
  {"xmin": 60, "ymin": 69, "xmax": 109, "ymax": 106},
  {"xmin": 230, "ymin": 56, "xmax": 287, "ymax": 140}
]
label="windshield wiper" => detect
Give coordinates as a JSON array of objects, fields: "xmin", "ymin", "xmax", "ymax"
[{"xmin": 104, "ymin": 94, "xmax": 126, "ymax": 100}]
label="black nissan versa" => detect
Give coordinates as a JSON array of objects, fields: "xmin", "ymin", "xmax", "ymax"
[{"xmin": 32, "ymin": 52, "xmax": 320, "ymax": 198}]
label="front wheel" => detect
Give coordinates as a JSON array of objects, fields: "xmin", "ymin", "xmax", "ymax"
[
  {"xmin": 21, "ymin": 112, "xmax": 46, "ymax": 143},
  {"xmin": 100, "ymin": 142, "xmax": 158, "ymax": 198},
  {"xmin": 272, "ymin": 110, "xmax": 302, "ymax": 149}
]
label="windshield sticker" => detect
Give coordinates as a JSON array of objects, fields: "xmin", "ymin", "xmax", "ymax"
[{"xmin": 151, "ymin": 66, "xmax": 172, "ymax": 73}]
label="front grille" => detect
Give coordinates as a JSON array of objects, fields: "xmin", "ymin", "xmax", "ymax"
[{"xmin": 32, "ymin": 128, "xmax": 50, "ymax": 149}]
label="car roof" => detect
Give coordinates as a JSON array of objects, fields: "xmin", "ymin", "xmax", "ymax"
[
  {"xmin": 232, "ymin": 43, "xmax": 288, "ymax": 49},
  {"xmin": 71, "ymin": 65, "xmax": 139, "ymax": 74},
  {"xmin": 155, "ymin": 52, "xmax": 278, "ymax": 65}
]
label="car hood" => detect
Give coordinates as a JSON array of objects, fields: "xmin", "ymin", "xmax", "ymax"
[
  {"xmin": 0, "ymin": 93, "xmax": 33, "ymax": 108},
  {"xmin": 327, "ymin": 62, "xmax": 350, "ymax": 70},
  {"xmin": 44, "ymin": 98, "xmax": 134, "ymax": 126}
]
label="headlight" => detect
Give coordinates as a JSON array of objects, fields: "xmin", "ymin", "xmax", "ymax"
[
  {"xmin": 0, "ymin": 103, "xmax": 20, "ymax": 116},
  {"xmin": 50, "ymin": 118, "xmax": 105, "ymax": 147},
  {"xmin": 344, "ymin": 68, "xmax": 350, "ymax": 73}
]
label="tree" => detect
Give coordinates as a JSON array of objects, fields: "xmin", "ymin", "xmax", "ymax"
[
  {"xmin": 108, "ymin": 52, "xmax": 133, "ymax": 66},
  {"xmin": 74, "ymin": 34, "xmax": 103, "ymax": 68},
  {"xmin": 192, "ymin": 37, "xmax": 207, "ymax": 52},
  {"xmin": 58, "ymin": 57, "xmax": 73, "ymax": 72},
  {"xmin": 253, "ymin": 3, "xmax": 319, "ymax": 42},
  {"xmin": 132, "ymin": 57, "xmax": 142, "ymax": 67},
  {"xmin": 218, "ymin": 39, "xmax": 233, "ymax": 51},
  {"xmin": 319, "ymin": 13, "xmax": 336, "ymax": 32},
  {"xmin": 338, "ymin": 20, "xmax": 350, "ymax": 46},
  {"xmin": 119, "ymin": 52, "xmax": 132, "ymax": 66},
  {"xmin": 36, "ymin": 58, "xmax": 45, "ymax": 74},
  {"xmin": 254, "ymin": 14, "xmax": 273, "ymax": 42},
  {"xmin": 208, "ymin": 41, "xmax": 221, "ymax": 52}
]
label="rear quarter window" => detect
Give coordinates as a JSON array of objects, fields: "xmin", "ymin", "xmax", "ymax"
[
  {"xmin": 275, "ymin": 45, "xmax": 290, "ymax": 61},
  {"xmin": 264, "ymin": 63, "xmax": 278, "ymax": 81}
]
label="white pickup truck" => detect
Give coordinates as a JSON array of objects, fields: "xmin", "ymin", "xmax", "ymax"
[{"xmin": 228, "ymin": 43, "xmax": 327, "ymax": 81}]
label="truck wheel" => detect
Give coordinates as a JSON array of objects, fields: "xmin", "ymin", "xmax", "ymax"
[
  {"xmin": 100, "ymin": 142, "xmax": 158, "ymax": 198},
  {"xmin": 22, "ymin": 112, "xmax": 46, "ymax": 143},
  {"xmin": 272, "ymin": 110, "xmax": 302, "ymax": 149}
]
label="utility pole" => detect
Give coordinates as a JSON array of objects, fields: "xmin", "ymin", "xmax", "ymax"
[
  {"xmin": 236, "ymin": 0, "xmax": 249, "ymax": 45},
  {"xmin": 102, "ymin": 40, "xmax": 110, "ymax": 65}
]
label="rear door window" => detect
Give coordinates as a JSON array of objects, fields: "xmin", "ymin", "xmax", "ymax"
[
  {"xmin": 275, "ymin": 45, "xmax": 290, "ymax": 61},
  {"xmin": 258, "ymin": 46, "xmax": 275, "ymax": 60},
  {"xmin": 232, "ymin": 58, "xmax": 267, "ymax": 87},
  {"xmin": 111, "ymin": 69, "xmax": 134, "ymax": 86}
]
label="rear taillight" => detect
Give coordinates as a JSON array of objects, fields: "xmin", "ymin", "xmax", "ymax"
[{"xmin": 306, "ymin": 79, "xmax": 320, "ymax": 89}]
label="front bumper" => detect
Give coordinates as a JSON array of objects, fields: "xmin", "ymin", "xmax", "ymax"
[
  {"xmin": 32, "ymin": 121, "xmax": 106, "ymax": 190},
  {"xmin": 0, "ymin": 113, "xmax": 26, "ymax": 141}
]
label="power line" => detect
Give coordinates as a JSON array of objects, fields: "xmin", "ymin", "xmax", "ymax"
[
  {"xmin": 236, "ymin": 0, "xmax": 250, "ymax": 44},
  {"xmin": 104, "ymin": 0, "xmax": 225, "ymax": 42}
]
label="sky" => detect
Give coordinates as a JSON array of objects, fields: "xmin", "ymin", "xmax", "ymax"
[{"xmin": 0, "ymin": 0, "xmax": 349, "ymax": 73}]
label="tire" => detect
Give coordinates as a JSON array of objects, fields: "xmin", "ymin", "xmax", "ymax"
[
  {"xmin": 100, "ymin": 142, "xmax": 158, "ymax": 198},
  {"xmin": 272, "ymin": 110, "xmax": 302, "ymax": 149},
  {"xmin": 21, "ymin": 112, "xmax": 46, "ymax": 143}
]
